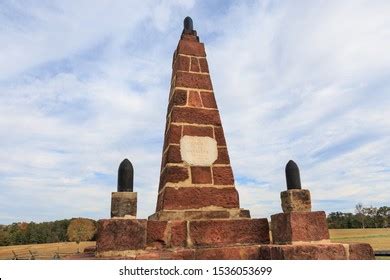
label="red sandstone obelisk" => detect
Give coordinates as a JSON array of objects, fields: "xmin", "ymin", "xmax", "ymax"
[
  {"xmin": 149, "ymin": 17, "xmax": 249, "ymax": 221},
  {"xmin": 95, "ymin": 17, "xmax": 374, "ymax": 260}
]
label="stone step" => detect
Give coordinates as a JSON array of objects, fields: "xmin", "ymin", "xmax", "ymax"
[{"xmin": 90, "ymin": 243, "xmax": 375, "ymax": 260}]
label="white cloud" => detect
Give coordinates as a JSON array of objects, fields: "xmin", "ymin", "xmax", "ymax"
[{"xmin": 0, "ymin": 1, "xmax": 390, "ymax": 223}]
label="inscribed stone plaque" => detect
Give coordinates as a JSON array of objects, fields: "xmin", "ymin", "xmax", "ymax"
[{"xmin": 180, "ymin": 136, "xmax": 217, "ymax": 166}]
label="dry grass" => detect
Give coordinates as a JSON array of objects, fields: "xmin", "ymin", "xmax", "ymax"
[
  {"xmin": 330, "ymin": 228, "xmax": 390, "ymax": 260},
  {"xmin": 329, "ymin": 228, "xmax": 390, "ymax": 250},
  {"xmin": 0, "ymin": 241, "xmax": 96, "ymax": 260}
]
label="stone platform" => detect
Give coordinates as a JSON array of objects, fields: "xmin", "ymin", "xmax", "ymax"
[
  {"xmin": 75, "ymin": 242, "xmax": 374, "ymax": 260},
  {"xmin": 96, "ymin": 218, "xmax": 270, "ymax": 258},
  {"xmin": 92, "ymin": 217, "xmax": 375, "ymax": 260}
]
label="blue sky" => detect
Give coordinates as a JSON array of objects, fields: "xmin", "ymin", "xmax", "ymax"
[{"xmin": 1, "ymin": 0, "xmax": 390, "ymax": 224}]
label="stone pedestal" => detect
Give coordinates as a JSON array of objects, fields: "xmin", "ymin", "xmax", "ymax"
[
  {"xmin": 281, "ymin": 189, "xmax": 311, "ymax": 213},
  {"xmin": 96, "ymin": 218, "xmax": 270, "ymax": 258},
  {"xmin": 96, "ymin": 219, "xmax": 146, "ymax": 253},
  {"xmin": 111, "ymin": 192, "xmax": 137, "ymax": 218},
  {"xmin": 271, "ymin": 211, "xmax": 330, "ymax": 244}
]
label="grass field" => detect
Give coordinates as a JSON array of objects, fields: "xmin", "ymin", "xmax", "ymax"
[
  {"xmin": 329, "ymin": 228, "xmax": 390, "ymax": 260},
  {"xmin": 0, "ymin": 228, "xmax": 389, "ymax": 259},
  {"xmin": 329, "ymin": 228, "xmax": 390, "ymax": 250},
  {"xmin": 0, "ymin": 241, "xmax": 95, "ymax": 260}
]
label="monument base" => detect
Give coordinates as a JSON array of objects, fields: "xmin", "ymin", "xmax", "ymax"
[
  {"xmin": 80, "ymin": 215, "xmax": 375, "ymax": 260},
  {"xmin": 73, "ymin": 243, "xmax": 375, "ymax": 260},
  {"xmin": 96, "ymin": 218, "xmax": 270, "ymax": 253}
]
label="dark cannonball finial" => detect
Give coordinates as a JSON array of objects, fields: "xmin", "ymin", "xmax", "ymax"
[
  {"xmin": 117, "ymin": 159, "xmax": 134, "ymax": 192},
  {"xmin": 285, "ymin": 160, "xmax": 301, "ymax": 190},
  {"xmin": 183, "ymin": 16, "xmax": 193, "ymax": 32}
]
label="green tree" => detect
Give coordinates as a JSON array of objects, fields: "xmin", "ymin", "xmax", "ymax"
[
  {"xmin": 0, "ymin": 228, "xmax": 9, "ymax": 246},
  {"xmin": 377, "ymin": 206, "xmax": 390, "ymax": 228},
  {"xmin": 7, "ymin": 223, "xmax": 28, "ymax": 245},
  {"xmin": 355, "ymin": 203, "xmax": 366, "ymax": 228}
]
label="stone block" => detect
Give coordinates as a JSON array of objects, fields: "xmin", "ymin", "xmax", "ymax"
[
  {"xmin": 260, "ymin": 244, "xmax": 347, "ymax": 260},
  {"xmin": 191, "ymin": 166, "xmax": 212, "ymax": 184},
  {"xmin": 146, "ymin": 220, "xmax": 169, "ymax": 249},
  {"xmin": 173, "ymin": 55, "xmax": 190, "ymax": 72},
  {"xmin": 215, "ymin": 147, "xmax": 230, "ymax": 164},
  {"xmin": 155, "ymin": 191, "xmax": 164, "ymax": 212},
  {"xmin": 271, "ymin": 211, "xmax": 329, "ymax": 244},
  {"xmin": 158, "ymin": 186, "xmax": 239, "ymax": 210},
  {"xmin": 189, "ymin": 218, "xmax": 270, "ymax": 247},
  {"xmin": 213, "ymin": 166, "xmax": 234, "ymax": 185},
  {"xmin": 214, "ymin": 126, "xmax": 226, "ymax": 146},
  {"xmin": 145, "ymin": 220, "xmax": 187, "ymax": 249},
  {"xmin": 195, "ymin": 245, "xmax": 261, "ymax": 260},
  {"xmin": 200, "ymin": 91, "xmax": 217, "ymax": 108},
  {"xmin": 171, "ymin": 107, "xmax": 221, "ymax": 126},
  {"xmin": 183, "ymin": 125, "xmax": 213, "ymax": 137},
  {"xmin": 238, "ymin": 209, "xmax": 251, "ymax": 218},
  {"xmin": 96, "ymin": 219, "xmax": 146, "ymax": 252},
  {"xmin": 175, "ymin": 72, "xmax": 213, "ymax": 90},
  {"xmin": 170, "ymin": 220, "xmax": 188, "ymax": 247},
  {"xmin": 159, "ymin": 166, "xmax": 189, "ymax": 190},
  {"xmin": 198, "ymin": 58, "xmax": 209, "ymax": 73},
  {"xmin": 348, "ymin": 243, "xmax": 375, "ymax": 260},
  {"xmin": 163, "ymin": 145, "xmax": 182, "ymax": 166},
  {"xmin": 188, "ymin": 90, "xmax": 202, "ymax": 107},
  {"xmin": 184, "ymin": 210, "xmax": 230, "ymax": 220},
  {"xmin": 177, "ymin": 40, "xmax": 206, "ymax": 57},
  {"xmin": 110, "ymin": 192, "xmax": 137, "ymax": 218},
  {"xmin": 281, "ymin": 189, "xmax": 311, "ymax": 213},
  {"xmin": 180, "ymin": 34, "xmax": 198, "ymax": 42},
  {"xmin": 163, "ymin": 124, "xmax": 182, "ymax": 150},
  {"xmin": 148, "ymin": 209, "xmax": 250, "ymax": 221},
  {"xmin": 190, "ymin": 57, "xmax": 200, "ymax": 72},
  {"xmin": 169, "ymin": 89, "xmax": 187, "ymax": 109}
]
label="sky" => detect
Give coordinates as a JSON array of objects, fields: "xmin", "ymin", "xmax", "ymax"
[{"xmin": 0, "ymin": 0, "xmax": 390, "ymax": 224}]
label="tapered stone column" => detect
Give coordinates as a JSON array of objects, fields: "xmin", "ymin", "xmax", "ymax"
[{"xmin": 148, "ymin": 17, "xmax": 250, "ymax": 221}]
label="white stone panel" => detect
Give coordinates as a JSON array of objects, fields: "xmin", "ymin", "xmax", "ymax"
[{"xmin": 180, "ymin": 136, "xmax": 218, "ymax": 166}]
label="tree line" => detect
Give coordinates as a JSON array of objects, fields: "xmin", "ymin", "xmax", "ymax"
[
  {"xmin": 0, "ymin": 218, "xmax": 97, "ymax": 246},
  {"xmin": 327, "ymin": 204, "xmax": 390, "ymax": 229},
  {"xmin": 1, "ymin": 205, "xmax": 389, "ymax": 246}
]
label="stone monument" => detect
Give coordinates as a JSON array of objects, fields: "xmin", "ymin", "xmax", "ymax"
[{"xmin": 92, "ymin": 17, "xmax": 375, "ymax": 260}]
